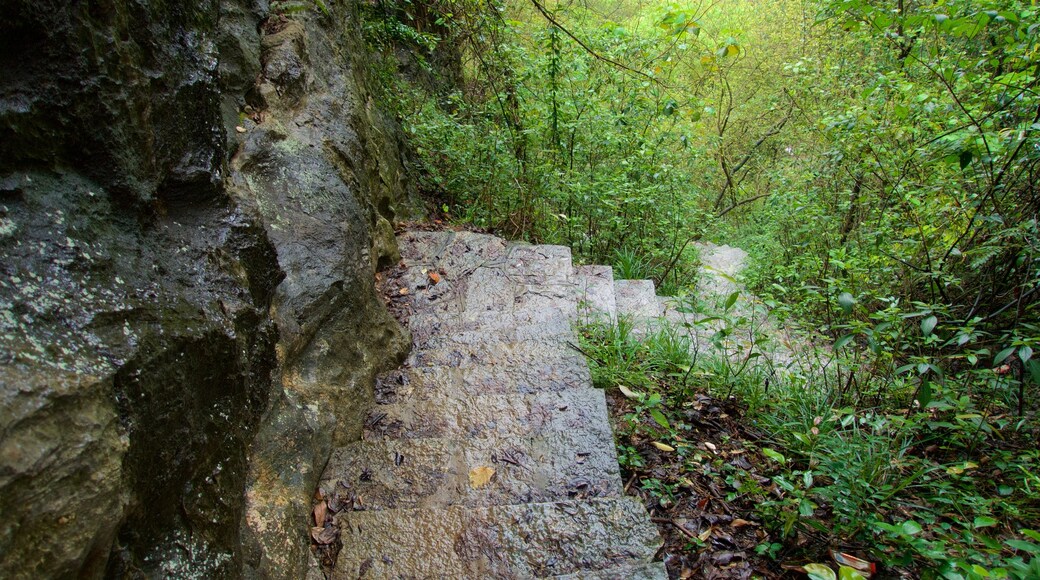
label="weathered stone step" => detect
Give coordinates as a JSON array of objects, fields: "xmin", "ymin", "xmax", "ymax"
[
  {"xmin": 408, "ymin": 317, "xmax": 573, "ymax": 351},
  {"xmin": 398, "ymin": 230, "xmax": 506, "ymax": 275},
  {"xmin": 398, "ymin": 230, "xmax": 573, "ymax": 284},
  {"xmin": 614, "ymin": 279, "xmax": 663, "ymax": 329},
  {"xmin": 398, "ymin": 264, "xmax": 576, "ymax": 317},
  {"xmin": 576, "ymin": 265, "xmax": 617, "ymax": 324},
  {"xmin": 319, "ymin": 431, "xmax": 622, "ymax": 511},
  {"xmin": 554, "ymin": 561, "xmax": 669, "ymax": 579},
  {"xmin": 363, "ymin": 388, "xmax": 612, "ymax": 441},
  {"xmin": 374, "ymin": 364, "xmax": 591, "ymax": 405},
  {"xmin": 405, "ymin": 293, "xmax": 576, "ymax": 333},
  {"xmin": 405, "ymin": 336, "xmax": 586, "ymax": 370},
  {"xmin": 331, "ymin": 497, "xmax": 661, "ymax": 579}
]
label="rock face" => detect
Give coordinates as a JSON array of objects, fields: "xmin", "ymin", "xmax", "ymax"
[{"xmin": 0, "ymin": 1, "xmax": 420, "ymax": 577}]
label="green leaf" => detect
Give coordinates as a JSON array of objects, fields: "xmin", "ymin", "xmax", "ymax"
[
  {"xmin": 834, "ymin": 334, "xmax": 855, "ymax": 350},
  {"xmin": 838, "ymin": 567, "xmax": 867, "ymax": 580},
  {"xmin": 762, "ymin": 447, "xmax": 786, "ymax": 464},
  {"xmin": 1022, "ymin": 529, "xmax": 1040, "ymax": 542},
  {"xmin": 919, "ymin": 381, "xmax": 933, "ymax": 408},
  {"xmin": 902, "ymin": 520, "xmax": 924, "ymax": 535},
  {"xmin": 1019, "ymin": 345, "xmax": 1033, "ymax": 363},
  {"xmin": 974, "ymin": 516, "xmax": 998, "ymax": 528},
  {"xmin": 804, "ymin": 563, "xmax": 837, "ymax": 580},
  {"xmin": 1006, "ymin": 539, "xmax": 1040, "ymax": 554},
  {"xmin": 995, "ymin": 346, "xmax": 1016, "ymax": 364},
  {"xmin": 921, "ymin": 315, "xmax": 938, "ymax": 337},
  {"xmin": 724, "ymin": 291, "xmax": 740, "ymax": 310},
  {"xmin": 1029, "ymin": 360, "xmax": 1040, "ymax": 385},
  {"xmin": 838, "ymin": 292, "xmax": 856, "ymax": 314},
  {"xmin": 959, "ymin": 149, "xmax": 973, "ymax": 169},
  {"xmin": 649, "ymin": 408, "xmax": 670, "ymax": 429}
]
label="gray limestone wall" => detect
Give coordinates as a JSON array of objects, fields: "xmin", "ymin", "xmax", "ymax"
[{"xmin": 0, "ymin": 0, "xmax": 424, "ymax": 577}]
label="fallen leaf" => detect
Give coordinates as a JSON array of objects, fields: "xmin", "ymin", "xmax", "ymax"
[
  {"xmin": 398, "ymin": 287, "xmax": 409, "ymax": 295},
  {"xmin": 830, "ymin": 551, "xmax": 875, "ymax": 577},
  {"xmin": 428, "ymin": 271, "xmax": 442, "ymax": 284},
  {"xmin": 732, "ymin": 518, "xmax": 757, "ymax": 528},
  {"xmin": 469, "ymin": 465, "xmax": 495, "ymax": 488},
  {"xmin": 703, "ymin": 441, "xmax": 717, "ymax": 452},
  {"xmin": 652, "ymin": 441, "xmax": 676, "ymax": 452},
  {"xmin": 618, "ymin": 385, "xmax": 641, "ymax": 399},
  {"xmin": 698, "ymin": 527, "xmax": 712, "ymax": 541},
  {"xmin": 235, "ymin": 125, "xmax": 247, "ymax": 133},
  {"xmin": 311, "ymin": 525, "xmax": 338, "ymax": 545},
  {"xmin": 313, "ymin": 501, "xmax": 328, "ymax": 527},
  {"xmin": 804, "ymin": 563, "xmax": 837, "ymax": 580}
]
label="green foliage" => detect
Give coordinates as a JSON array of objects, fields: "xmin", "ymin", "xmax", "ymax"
[{"xmin": 376, "ymin": 0, "xmax": 1040, "ymax": 575}]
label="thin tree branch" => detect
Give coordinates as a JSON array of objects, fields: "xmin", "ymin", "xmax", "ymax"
[{"xmin": 528, "ymin": 0, "xmax": 666, "ymax": 86}]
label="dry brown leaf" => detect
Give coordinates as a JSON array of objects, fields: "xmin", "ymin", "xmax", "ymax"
[
  {"xmin": 428, "ymin": 271, "xmax": 442, "ymax": 284},
  {"xmin": 469, "ymin": 465, "xmax": 495, "ymax": 488},
  {"xmin": 398, "ymin": 287, "xmax": 409, "ymax": 295},
  {"xmin": 698, "ymin": 527, "xmax": 712, "ymax": 541},
  {"xmin": 313, "ymin": 501, "xmax": 328, "ymax": 527},
  {"xmin": 310, "ymin": 526, "xmax": 338, "ymax": 545},
  {"xmin": 731, "ymin": 518, "xmax": 757, "ymax": 528}
]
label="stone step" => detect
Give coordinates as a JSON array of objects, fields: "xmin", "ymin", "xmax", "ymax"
[
  {"xmin": 408, "ymin": 315, "xmax": 573, "ymax": 351},
  {"xmin": 363, "ymin": 388, "xmax": 612, "ymax": 441},
  {"xmin": 405, "ymin": 336, "xmax": 586, "ymax": 370},
  {"xmin": 319, "ymin": 431, "xmax": 622, "ymax": 511},
  {"xmin": 576, "ymin": 265, "xmax": 617, "ymax": 325},
  {"xmin": 614, "ymin": 279, "xmax": 663, "ymax": 331},
  {"xmin": 398, "ymin": 230, "xmax": 506, "ymax": 276},
  {"xmin": 398, "ymin": 231, "xmax": 573, "ymax": 284},
  {"xmin": 374, "ymin": 364, "xmax": 591, "ymax": 405},
  {"xmin": 405, "ymin": 291, "xmax": 577, "ymax": 334},
  {"xmin": 554, "ymin": 561, "xmax": 669, "ymax": 579},
  {"xmin": 398, "ymin": 263, "xmax": 577, "ymax": 318},
  {"xmin": 330, "ymin": 497, "xmax": 661, "ymax": 579}
]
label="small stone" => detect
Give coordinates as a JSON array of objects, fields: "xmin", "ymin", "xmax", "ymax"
[{"xmin": 235, "ymin": 126, "xmax": 247, "ymax": 133}]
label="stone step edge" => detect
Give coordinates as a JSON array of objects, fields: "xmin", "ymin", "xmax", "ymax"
[
  {"xmin": 362, "ymin": 387, "xmax": 612, "ymax": 441},
  {"xmin": 329, "ymin": 496, "xmax": 661, "ymax": 579}
]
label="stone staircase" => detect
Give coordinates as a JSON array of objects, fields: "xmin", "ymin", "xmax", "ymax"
[
  {"xmin": 315, "ymin": 230, "xmax": 669, "ymax": 578},
  {"xmin": 314, "ymin": 230, "xmax": 780, "ymax": 579}
]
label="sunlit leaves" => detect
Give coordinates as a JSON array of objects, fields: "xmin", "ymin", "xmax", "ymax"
[{"xmin": 657, "ymin": 9, "xmax": 700, "ymax": 37}]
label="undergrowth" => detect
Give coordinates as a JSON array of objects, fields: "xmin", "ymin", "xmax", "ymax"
[{"xmin": 580, "ymin": 300, "xmax": 1040, "ymax": 579}]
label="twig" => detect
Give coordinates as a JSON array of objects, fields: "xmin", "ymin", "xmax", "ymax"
[
  {"xmin": 651, "ymin": 517, "xmax": 699, "ymax": 541},
  {"xmin": 528, "ymin": 0, "xmax": 665, "ymax": 86}
]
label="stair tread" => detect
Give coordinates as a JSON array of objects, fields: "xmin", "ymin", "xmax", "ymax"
[
  {"xmin": 374, "ymin": 365, "xmax": 591, "ymax": 404},
  {"xmin": 398, "ymin": 230, "xmax": 572, "ymax": 282},
  {"xmin": 614, "ymin": 279, "xmax": 663, "ymax": 321},
  {"xmin": 576, "ymin": 265, "xmax": 617, "ymax": 324},
  {"xmin": 364, "ymin": 388, "xmax": 611, "ymax": 440},
  {"xmin": 320, "ymin": 431, "xmax": 622, "ymax": 510},
  {"xmin": 330, "ymin": 497, "xmax": 661, "ymax": 579},
  {"xmin": 405, "ymin": 336, "xmax": 586, "ymax": 369}
]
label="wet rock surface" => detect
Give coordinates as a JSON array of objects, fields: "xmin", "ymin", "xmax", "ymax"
[
  {"xmin": 1, "ymin": 1, "xmax": 421, "ymax": 577},
  {"xmin": 316, "ymin": 230, "xmax": 665, "ymax": 578}
]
